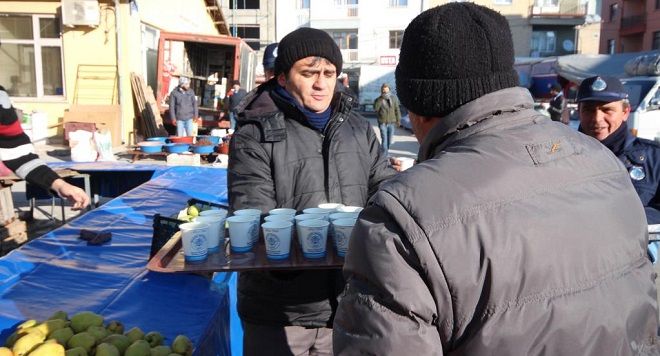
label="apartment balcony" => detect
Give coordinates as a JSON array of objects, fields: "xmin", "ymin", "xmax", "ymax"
[
  {"xmin": 529, "ymin": 1, "xmax": 587, "ymax": 26},
  {"xmin": 620, "ymin": 14, "xmax": 646, "ymax": 35}
]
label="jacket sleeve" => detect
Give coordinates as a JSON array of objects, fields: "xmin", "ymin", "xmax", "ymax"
[
  {"xmin": 395, "ymin": 96, "xmax": 402, "ymax": 123},
  {"xmin": 227, "ymin": 128, "xmax": 277, "ymax": 213},
  {"xmin": 367, "ymin": 126, "xmax": 396, "ymax": 196},
  {"xmin": 333, "ymin": 204, "xmax": 443, "ymax": 355},
  {"xmin": 373, "ymin": 97, "xmax": 381, "ymax": 113},
  {"xmin": 169, "ymin": 92, "xmax": 177, "ymax": 120}
]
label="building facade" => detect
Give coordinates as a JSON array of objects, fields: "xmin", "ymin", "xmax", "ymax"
[
  {"xmin": 428, "ymin": 0, "xmax": 601, "ymax": 58},
  {"xmin": 0, "ymin": 0, "xmax": 228, "ymax": 145},
  {"xmin": 599, "ymin": 0, "xmax": 660, "ymax": 53}
]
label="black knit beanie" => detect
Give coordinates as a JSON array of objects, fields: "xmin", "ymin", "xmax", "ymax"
[
  {"xmin": 275, "ymin": 27, "xmax": 343, "ymax": 76},
  {"xmin": 396, "ymin": 3, "xmax": 519, "ymax": 117}
]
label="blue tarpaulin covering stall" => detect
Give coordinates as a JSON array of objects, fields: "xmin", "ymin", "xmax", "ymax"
[{"xmin": 0, "ymin": 166, "xmax": 241, "ymax": 355}]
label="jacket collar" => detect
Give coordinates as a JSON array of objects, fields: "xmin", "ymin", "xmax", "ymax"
[{"xmin": 418, "ymin": 87, "xmax": 535, "ymax": 162}]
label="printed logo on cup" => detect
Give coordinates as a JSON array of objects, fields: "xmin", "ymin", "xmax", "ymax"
[
  {"xmin": 310, "ymin": 232, "xmax": 323, "ymax": 248},
  {"xmin": 248, "ymin": 224, "xmax": 258, "ymax": 242},
  {"xmin": 266, "ymin": 233, "xmax": 280, "ymax": 249},
  {"xmin": 191, "ymin": 234, "xmax": 207, "ymax": 256},
  {"xmin": 335, "ymin": 231, "xmax": 348, "ymax": 250}
]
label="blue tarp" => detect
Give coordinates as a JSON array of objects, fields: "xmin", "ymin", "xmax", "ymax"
[{"xmin": 0, "ymin": 166, "xmax": 236, "ymax": 355}]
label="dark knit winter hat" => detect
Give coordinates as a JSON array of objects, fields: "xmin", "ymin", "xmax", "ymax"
[
  {"xmin": 396, "ymin": 3, "xmax": 519, "ymax": 117},
  {"xmin": 275, "ymin": 27, "xmax": 343, "ymax": 76}
]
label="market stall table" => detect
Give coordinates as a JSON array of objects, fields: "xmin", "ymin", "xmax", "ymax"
[{"xmin": 0, "ymin": 166, "xmax": 238, "ymax": 355}]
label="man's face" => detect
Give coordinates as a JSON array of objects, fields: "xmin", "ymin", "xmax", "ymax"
[
  {"xmin": 233, "ymin": 84, "xmax": 240, "ymax": 91},
  {"xmin": 278, "ymin": 56, "xmax": 337, "ymax": 113},
  {"xmin": 382, "ymin": 87, "xmax": 390, "ymax": 95},
  {"xmin": 578, "ymin": 100, "xmax": 630, "ymax": 141}
]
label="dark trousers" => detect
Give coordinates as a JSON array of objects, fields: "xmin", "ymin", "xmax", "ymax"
[{"xmin": 242, "ymin": 322, "xmax": 333, "ymax": 356}]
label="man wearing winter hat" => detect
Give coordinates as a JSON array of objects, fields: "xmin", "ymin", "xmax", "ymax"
[
  {"xmin": 577, "ymin": 75, "xmax": 660, "ymax": 263},
  {"xmin": 228, "ymin": 27, "xmax": 395, "ymax": 355},
  {"xmin": 334, "ymin": 3, "xmax": 658, "ymax": 355}
]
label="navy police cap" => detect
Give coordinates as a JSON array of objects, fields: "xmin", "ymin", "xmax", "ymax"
[
  {"xmin": 263, "ymin": 43, "xmax": 278, "ymax": 70},
  {"xmin": 577, "ymin": 76, "xmax": 628, "ymax": 103}
]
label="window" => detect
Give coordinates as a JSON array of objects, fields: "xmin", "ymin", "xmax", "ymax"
[
  {"xmin": 0, "ymin": 14, "xmax": 63, "ymax": 97},
  {"xmin": 229, "ymin": 0, "xmax": 259, "ymax": 10},
  {"xmin": 656, "ymin": 0, "xmax": 660, "ymax": 10},
  {"xmin": 608, "ymin": 39, "xmax": 616, "ymax": 54},
  {"xmin": 234, "ymin": 25, "xmax": 260, "ymax": 50},
  {"xmin": 493, "ymin": 0, "xmax": 512, "ymax": 4},
  {"xmin": 298, "ymin": 0, "xmax": 310, "ymax": 9},
  {"xmin": 389, "ymin": 30, "xmax": 404, "ymax": 49},
  {"xmin": 329, "ymin": 30, "xmax": 358, "ymax": 50},
  {"xmin": 535, "ymin": 0, "xmax": 558, "ymax": 6},
  {"xmin": 653, "ymin": 31, "xmax": 660, "ymax": 50},
  {"xmin": 530, "ymin": 31, "xmax": 556, "ymax": 55},
  {"xmin": 389, "ymin": 0, "xmax": 408, "ymax": 6},
  {"xmin": 609, "ymin": 3, "xmax": 619, "ymax": 21}
]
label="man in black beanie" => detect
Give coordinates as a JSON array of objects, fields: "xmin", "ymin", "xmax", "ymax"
[
  {"xmin": 228, "ymin": 27, "xmax": 395, "ymax": 355},
  {"xmin": 334, "ymin": 3, "xmax": 658, "ymax": 355}
]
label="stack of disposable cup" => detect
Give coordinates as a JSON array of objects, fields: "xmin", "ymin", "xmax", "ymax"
[{"xmin": 196, "ymin": 210, "xmax": 227, "ymax": 253}]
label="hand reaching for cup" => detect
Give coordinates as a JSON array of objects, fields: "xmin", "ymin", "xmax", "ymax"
[
  {"xmin": 389, "ymin": 157, "xmax": 403, "ymax": 172},
  {"xmin": 390, "ymin": 157, "xmax": 415, "ymax": 172}
]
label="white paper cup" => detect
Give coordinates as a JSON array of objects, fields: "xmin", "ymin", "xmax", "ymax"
[
  {"xmin": 398, "ymin": 157, "xmax": 415, "ymax": 171},
  {"xmin": 332, "ymin": 218, "xmax": 356, "ymax": 257},
  {"xmin": 233, "ymin": 209, "xmax": 261, "ymax": 245},
  {"xmin": 329, "ymin": 212, "xmax": 360, "ymax": 221},
  {"xmin": 297, "ymin": 219, "xmax": 330, "ymax": 259},
  {"xmin": 262, "ymin": 221, "xmax": 293, "ymax": 260},
  {"xmin": 227, "ymin": 215, "xmax": 256, "ymax": 253},
  {"xmin": 233, "ymin": 208, "xmax": 263, "ymax": 217},
  {"xmin": 265, "ymin": 214, "xmax": 295, "ymax": 223},
  {"xmin": 337, "ymin": 206, "xmax": 364, "ymax": 213},
  {"xmin": 199, "ymin": 209, "xmax": 227, "ymax": 218},
  {"xmin": 302, "ymin": 207, "xmax": 333, "ymax": 219},
  {"xmin": 195, "ymin": 215, "xmax": 225, "ymax": 253},
  {"xmin": 179, "ymin": 222, "xmax": 209, "ymax": 262},
  {"xmin": 317, "ymin": 203, "xmax": 344, "ymax": 212},
  {"xmin": 294, "ymin": 213, "xmax": 326, "ymax": 224},
  {"xmin": 268, "ymin": 208, "xmax": 297, "ymax": 216}
]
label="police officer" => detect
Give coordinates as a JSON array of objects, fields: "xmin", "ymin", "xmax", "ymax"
[
  {"xmin": 262, "ymin": 43, "xmax": 278, "ymax": 80},
  {"xmin": 577, "ymin": 75, "xmax": 660, "ymax": 261}
]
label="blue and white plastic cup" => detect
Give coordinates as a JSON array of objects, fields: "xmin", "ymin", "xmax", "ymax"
[
  {"xmin": 194, "ymin": 215, "xmax": 225, "ymax": 253},
  {"xmin": 332, "ymin": 218, "xmax": 357, "ymax": 258},
  {"xmin": 337, "ymin": 206, "xmax": 363, "ymax": 213},
  {"xmin": 303, "ymin": 207, "xmax": 334, "ymax": 219},
  {"xmin": 179, "ymin": 222, "xmax": 209, "ymax": 262},
  {"xmin": 294, "ymin": 213, "xmax": 326, "ymax": 225},
  {"xmin": 268, "ymin": 208, "xmax": 297, "ymax": 216},
  {"xmin": 297, "ymin": 219, "xmax": 330, "ymax": 259},
  {"xmin": 227, "ymin": 215, "xmax": 256, "ymax": 253},
  {"xmin": 262, "ymin": 221, "xmax": 293, "ymax": 260},
  {"xmin": 234, "ymin": 209, "xmax": 261, "ymax": 245},
  {"xmin": 328, "ymin": 212, "xmax": 359, "ymax": 238}
]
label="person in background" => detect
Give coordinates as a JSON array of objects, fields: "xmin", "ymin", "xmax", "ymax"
[
  {"xmin": 548, "ymin": 83, "xmax": 567, "ymax": 124},
  {"xmin": 226, "ymin": 80, "xmax": 248, "ymax": 130},
  {"xmin": 373, "ymin": 83, "xmax": 401, "ymax": 155},
  {"xmin": 262, "ymin": 43, "xmax": 278, "ymax": 81},
  {"xmin": 577, "ymin": 75, "xmax": 660, "ymax": 262},
  {"xmin": 333, "ymin": 4, "xmax": 658, "ymax": 355},
  {"xmin": 168, "ymin": 76, "xmax": 198, "ymax": 137},
  {"xmin": 0, "ymin": 86, "xmax": 89, "ymax": 210},
  {"xmin": 228, "ymin": 27, "xmax": 395, "ymax": 356}
]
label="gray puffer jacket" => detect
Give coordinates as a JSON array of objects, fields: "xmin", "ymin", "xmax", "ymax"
[
  {"xmin": 228, "ymin": 80, "xmax": 395, "ymax": 327},
  {"xmin": 334, "ymin": 87, "xmax": 659, "ymax": 355}
]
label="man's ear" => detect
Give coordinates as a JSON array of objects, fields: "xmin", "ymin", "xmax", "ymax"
[
  {"xmin": 277, "ymin": 73, "xmax": 286, "ymax": 87},
  {"xmin": 622, "ymin": 103, "xmax": 632, "ymax": 122}
]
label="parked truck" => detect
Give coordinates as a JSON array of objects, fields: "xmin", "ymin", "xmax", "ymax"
[{"xmin": 155, "ymin": 31, "xmax": 256, "ymax": 130}]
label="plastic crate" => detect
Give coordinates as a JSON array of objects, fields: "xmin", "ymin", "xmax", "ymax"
[{"xmin": 150, "ymin": 199, "xmax": 228, "ymax": 259}]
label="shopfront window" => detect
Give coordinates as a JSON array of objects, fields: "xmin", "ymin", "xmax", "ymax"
[{"xmin": 0, "ymin": 14, "xmax": 64, "ymax": 98}]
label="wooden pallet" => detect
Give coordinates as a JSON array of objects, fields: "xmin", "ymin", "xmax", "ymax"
[{"xmin": 130, "ymin": 72, "xmax": 165, "ymax": 138}]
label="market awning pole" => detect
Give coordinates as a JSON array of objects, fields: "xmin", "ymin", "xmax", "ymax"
[{"xmin": 115, "ymin": 0, "xmax": 125, "ymax": 144}]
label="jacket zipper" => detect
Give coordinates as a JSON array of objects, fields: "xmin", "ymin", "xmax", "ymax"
[{"xmin": 321, "ymin": 109, "xmax": 347, "ymax": 203}]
